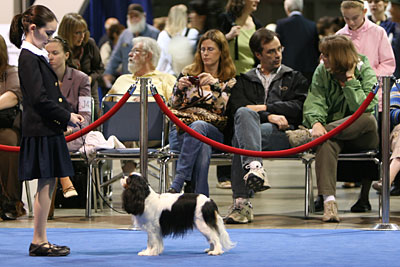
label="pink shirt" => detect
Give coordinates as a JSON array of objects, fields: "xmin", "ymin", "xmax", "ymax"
[
  {"xmin": 337, "ymin": 18, "xmax": 395, "ymax": 111},
  {"xmin": 337, "ymin": 19, "xmax": 395, "ymax": 76}
]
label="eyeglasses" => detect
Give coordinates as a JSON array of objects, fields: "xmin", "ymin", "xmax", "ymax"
[
  {"xmin": 200, "ymin": 47, "xmax": 216, "ymax": 53},
  {"xmin": 131, "ymin": 48, "xmax": 147, "ymax": 55},
  {"xmin": 265, "ymin": 46, "xmax": 284, "ymax": 56},
  {"xmin": 367, "ymin": 0, "xmax": 383, "ymax": 3}
]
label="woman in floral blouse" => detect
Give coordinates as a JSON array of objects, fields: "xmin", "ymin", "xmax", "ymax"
[{"xmin": 168, "ymin": 29, "xmax": 236, "ymax": 196}]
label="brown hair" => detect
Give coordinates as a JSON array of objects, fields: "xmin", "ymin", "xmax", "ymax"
[
  {"xmin": 47, "ymin": 36, "xmax": 77, "ymax": 68},
  {"xmin": 58, "ymin": 13, "xmax": 90, "ymax": 49},
  {"xmin": 226, "ymin": 0, "xmax": 246, "ymax": 18},
  {"xmin": 183, "ymin": 29, "xmax": 236, "ymax": 82},
  {"xmin": 319, "ymin": 35, "xmax": 359, "ymax": 74},
  {"xmin": 0, "ymin": 34, "xmax": 8, "ymax": 74},
  {"xmin": 249, "ymin": 28, "xmax": 278, "ymax": 56},
  {"xmin": 9, "ymin": 5, "xmax": 57, "ymax": 49}
]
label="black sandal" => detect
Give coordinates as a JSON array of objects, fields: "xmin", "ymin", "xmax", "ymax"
[{"xmin": 29, "ymin": 242, "xmax": 70, "ymax": 256}]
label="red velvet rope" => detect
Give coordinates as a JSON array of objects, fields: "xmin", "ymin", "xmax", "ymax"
[
  {"xmin": 153, "ymin": 92, "xmax": 376, "ymax": 157},
  {"xmin": 0, "ymin": 86, "xmax": 136, "ymax": 153}
]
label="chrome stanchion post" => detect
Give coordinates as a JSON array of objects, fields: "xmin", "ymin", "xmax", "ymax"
[
  {"xmin": 139, "ymin": 77, "xmax": 150, "ymax": 181},
  {"xmin": 373, "ymin": 76, "xmax": 399, "ymax": 230}
]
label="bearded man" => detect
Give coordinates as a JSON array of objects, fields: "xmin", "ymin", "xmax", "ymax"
[
  {"xmin": 105, "ymin": 36, "xmax": 175, "ymax": 175},
  {"xmin": 103, "ymin": 4, "xmax": 160, "ymax": 87}
]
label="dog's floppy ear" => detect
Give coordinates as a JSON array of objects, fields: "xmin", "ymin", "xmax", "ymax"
[{"xmin": 122, "ymin": 173, "xmax": 150, "ymax": 215}]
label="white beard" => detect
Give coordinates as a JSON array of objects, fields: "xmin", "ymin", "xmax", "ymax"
[
  {"xmin": 128, "ymin": 61, "xmax": 142, "ymax": 74},
  {"xmin": 127, "ymin": 17, "xmax": 146, "ymax": 35}
]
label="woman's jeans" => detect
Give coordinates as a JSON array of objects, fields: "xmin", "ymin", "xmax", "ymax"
[{"xmin": 169, "ymin": 120, "xmax": 223, "ymax": 197}]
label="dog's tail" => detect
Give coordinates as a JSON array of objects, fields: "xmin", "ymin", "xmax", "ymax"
[{"xmin": 216, "ymin": 212, "xmax": 236, "ymax": 251}]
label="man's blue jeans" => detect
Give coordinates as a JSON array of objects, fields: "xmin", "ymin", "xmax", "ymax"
[
  {"xmin": 169, "ymin": 120, "xmax": 223, "ymax": 196},
  {"xmin": 231, "ymin": 107, "xmax": 291, "ymax": 198}
]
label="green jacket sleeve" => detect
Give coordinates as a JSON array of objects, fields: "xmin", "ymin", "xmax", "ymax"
[{"xmin": 302, "ymin": 63, "xmax": 329, "ymax": 128}]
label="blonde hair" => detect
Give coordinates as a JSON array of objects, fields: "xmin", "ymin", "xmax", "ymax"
[
  {"xmin": 319, "ymin": 35, "xmax": 359, "ymax": 74},
  {"xmin": 58, "ymin": 13, "xmax": 90, "ymax": 49},
  {"xmin": 165, "ymin": 4, "xmax": 188, "ymax": 37},
  {"xmin": 340, "ymin": 0, "xmax": 365, "ymax": 10}
]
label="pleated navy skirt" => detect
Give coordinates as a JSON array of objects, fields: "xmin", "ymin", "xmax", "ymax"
[{"xmin": 18, "ymin": 135, "xmax": 74, "ymax": 181}]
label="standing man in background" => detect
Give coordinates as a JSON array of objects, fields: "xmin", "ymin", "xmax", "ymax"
[
  {"xmin": 275, "ymin": 0, "xmax": 319, "ymax": 85},
  {"xmin": 103, "ymin": 3, "xmax": 159, "ymax": 89}
]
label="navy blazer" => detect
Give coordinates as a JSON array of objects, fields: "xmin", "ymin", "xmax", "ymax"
[
  {"xmin": 18, "ymin": 49, "xmax": 71, "ymax": 137},
  {"xmin": 276, "ymin": 14, "xmax": 319, "ymax": 79}
]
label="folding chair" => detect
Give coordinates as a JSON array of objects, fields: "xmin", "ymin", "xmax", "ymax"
[{"xmin": 88, "ymin": 94, "xmax": 166, "ymax": 216}]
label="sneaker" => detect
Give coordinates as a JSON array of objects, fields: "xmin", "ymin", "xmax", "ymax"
[
  {"xmin": 243, "ymin": 166, "xmax": 270, "ymax": 192},
  {"xmin": 322, "ymin": 200, "xmax": 340, "ymax": 222},
  {"xmin": 285, "ymin": 125, "xmax": 312, "ymax": 147},
  {"xmin": 224, "ymin": 201, "xmax": 254, "ymax": 224},
  {"xmin": 63, "ymin": 186, "xmax": 78, "ymax": 198},
  {"xmin": 216, "ymin": 181, "xmax": 231, "ymax": 189}
]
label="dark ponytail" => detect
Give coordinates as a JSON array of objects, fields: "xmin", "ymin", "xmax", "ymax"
[
  {"xmin": 9, "ymin": 5, "xmax": 57, "ymax": 49},
  {"xmin": 9, "ymin": 14, "xmax": 24, "ymax": 49}
]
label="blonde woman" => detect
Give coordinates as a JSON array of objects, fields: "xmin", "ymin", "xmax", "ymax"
[
  {"xmin": 337, "ymin": 0, "xmax": 395, "ymax": 111},
  {"xmin": 58, "ymin": 13, "xmax": 104, "ymax": 119},
  {"xmin": 156, "ymin": 4, "xmax": 198, "ymax": 76}
]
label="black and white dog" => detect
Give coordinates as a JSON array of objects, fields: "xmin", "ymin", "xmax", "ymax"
[{"xmin": 121, "ymin": 173, "xmax": 235, "ymax": 256}]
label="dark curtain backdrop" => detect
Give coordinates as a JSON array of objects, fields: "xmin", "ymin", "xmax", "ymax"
[{"xmin": 82, "ymin": 0, "xmax": 153, "ymax": 44}]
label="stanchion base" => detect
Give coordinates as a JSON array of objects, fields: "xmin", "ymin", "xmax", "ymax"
[{"xmin": 372, "ymin": 223, "xmax": 400, "ymax": 231}]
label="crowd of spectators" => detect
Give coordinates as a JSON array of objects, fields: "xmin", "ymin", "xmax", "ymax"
[{"xmin": 4, "ymin": 0, "xmax": 400, "ymax": 227}]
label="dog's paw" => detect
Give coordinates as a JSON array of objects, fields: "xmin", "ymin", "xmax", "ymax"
[
  {"xmin": 138, "ymin": 249, "xmax": 160, "ymax": 256},
  {"xmin": 204, "ymin": 248, "xmax": 210, "ymax": 253},
  {"xmin": 207, "ymin": 249, "xmax": 224, "ymax": 256}
]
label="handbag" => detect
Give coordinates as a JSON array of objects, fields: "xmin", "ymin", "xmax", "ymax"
[
  {"xmin": 0, "ymin": 105, "xmax": 19, "ymax": 128},
  {"xmin": 170, "ymin": 106, "xmax": 227, "ymax": 133}
]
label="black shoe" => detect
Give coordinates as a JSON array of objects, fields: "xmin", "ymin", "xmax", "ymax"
[
  {"xmin": 350, "ymin": 199, "xmax": 371, "ymax": 212},
  {"xmin": 314, "ymin": 195, "xmax": 324, "ymax": 212},
  {"xmin": 29, "ymin": 242, "xmax": 70, "ymax": 256},
  {"xmin": 184, "ymin": 181, "xmax": 194, "ymax": 193},
  {"xmin": 391, "ymin": 185, "xmax": 400, "ymax": 196},
  {"xmin": 1, "ymin": 212, "xmax": 17, "ymax": 220}
]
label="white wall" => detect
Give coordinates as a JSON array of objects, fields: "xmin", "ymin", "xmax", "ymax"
[
  {"xmin": 0, "ymin": 0, "xmax": 85, "ymax": 66},
  {"xmin": 0, "ymin": 0, "xmax": 15, "ymax": 24}
]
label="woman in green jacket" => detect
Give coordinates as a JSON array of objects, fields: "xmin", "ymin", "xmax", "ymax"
[{"xmin": 303, "ymin": 35, "xmax": 379, "ymax": 223}]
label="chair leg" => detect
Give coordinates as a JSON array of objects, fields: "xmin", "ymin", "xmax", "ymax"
[
  {"xmin": 96, "ymin": 165, "xmax": 103, "ymax": 211},
  {"xmin": 85, "ymin": 164, "xmax": 93, "ymax": 218},
  {"xmin": 304, "ymin": 158, "xmax": 314, "ymax": 218},
  {"xmin": 158, "ymin": 158, "xmax": 166, "ymax": 193}
]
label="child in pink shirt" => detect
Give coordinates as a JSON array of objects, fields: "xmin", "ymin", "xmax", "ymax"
[{"xmin": 337, "ymin": 0, "xmax": 395, "ymax": 111}]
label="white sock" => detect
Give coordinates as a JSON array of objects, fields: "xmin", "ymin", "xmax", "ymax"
[
  {"xmin": 248, "ymin": 160, "xmax": 262, "ymax": 170},
  {"xmin": 234, "ymin": 197, "xmax": 249, "ymax": 207},
  {"xmin": 323, "ymin": 195, "xmax": 336, "ymax": 203}
]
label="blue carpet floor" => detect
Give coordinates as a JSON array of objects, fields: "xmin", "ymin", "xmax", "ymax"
[{"xmin": 1, "ymin": 228, "xmax": 399, "ymax": 266}]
